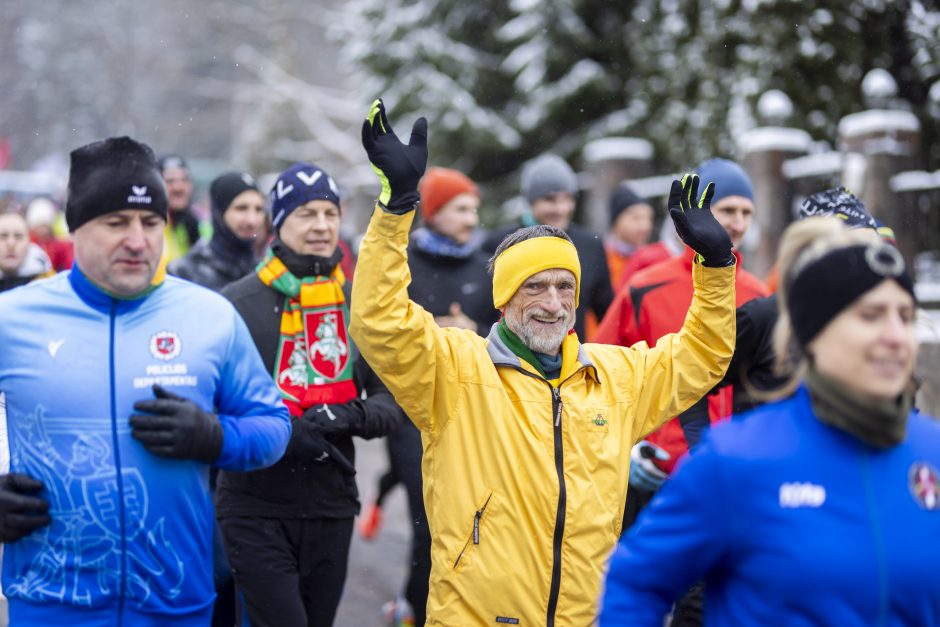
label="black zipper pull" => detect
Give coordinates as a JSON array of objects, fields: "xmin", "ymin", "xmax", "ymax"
[{"xmin": 473, "ymin": 509, "xmax": 481, "ymax": 544}]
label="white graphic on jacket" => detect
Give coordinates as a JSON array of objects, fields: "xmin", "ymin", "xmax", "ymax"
[{"xmin": 5, "ymin": 406, "xmax": 185, "ymax": 607}]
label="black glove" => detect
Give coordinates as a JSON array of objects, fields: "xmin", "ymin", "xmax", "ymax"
[
  {"xmin": 288, "ymin": 421, "xmax": 357, "ymax": 476},
  {"xmin": 0, "ymin": 473, "xmax": 51, "ymax": 543},
  {"xmin": 130, "ymin": 384, "xmax": 224, "ymax": 463},
  {"xmin": 301, "ymin": 402, "xmax": 364, "ymax": 437},
  {"xmin": 360, "ymin": 98, "xmax": 428, "ymax": 212},
  {"xmin": 669, "ymin": 173, "xmax": 735, "ymax": 267}
]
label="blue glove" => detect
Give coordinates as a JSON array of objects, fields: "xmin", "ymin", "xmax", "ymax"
[
  {"xmin": 669, "ymin": 173, "xmax": 734, "ymax": 267},
  {"xmin": 361, "ymin": 98, "xmax": 428, "ymax": 213},
  {"xmin": 629, "ymin": 440, "xmax": 671, "ymax": 492}
]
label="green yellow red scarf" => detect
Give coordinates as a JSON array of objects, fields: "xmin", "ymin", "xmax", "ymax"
[{"xmin": 256, "ymin": 250, "xmax": 357, "ymax": 416}]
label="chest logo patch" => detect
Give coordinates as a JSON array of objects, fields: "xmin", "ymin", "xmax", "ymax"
[
  {"xmin": 149, "ymin": 331, "xmax": 181, "ymax": 361},
  {"xmin": 592, "ymin": 414, "xmax": 608, "ymax": 427},
  {"xmin": 779, "ymin": 482, "xmax": 826, "ymax": 508},
  {"xmin": 909, "ymin": 462, "xmax": 940, "ymax": 511}
]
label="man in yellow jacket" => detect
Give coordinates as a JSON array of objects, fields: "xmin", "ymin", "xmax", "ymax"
[{"xmin": 350, "ymin": 100, "xmax": 737, "ymax": 626}]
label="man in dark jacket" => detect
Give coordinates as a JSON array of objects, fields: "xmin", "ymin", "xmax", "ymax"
[
  {"xmin": 217, "ymin": 162, "xmax": 406, "ymax": 627},
  {"xmin": 169, "ymin": 171, "xmax": 266, "ymax": 291},
  {"xmin": 484, "ymin": 153, "xmax": 613, "ymax": 339}
]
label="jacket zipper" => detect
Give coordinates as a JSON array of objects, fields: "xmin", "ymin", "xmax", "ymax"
[
  {"xmin": 108, "ymin": 302, "xmax": 128, "ymax": 624},
  {"xmin": 860, "ymin": 450, "xmax": 888, "ymax": 625},
  {"xmin": 546, "ymin": 386, "xmax": 566, "ymax": 627},
  {"xmin": 453, "ymin": 493, "xmax": 493, "ymax": 568}
]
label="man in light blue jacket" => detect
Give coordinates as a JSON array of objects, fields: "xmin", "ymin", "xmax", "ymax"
[{"xmin": 0, "ymin": 136, "xmax": 291, "ymax": 627}]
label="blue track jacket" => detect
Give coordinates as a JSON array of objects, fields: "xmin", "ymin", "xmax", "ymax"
[
  {"xmin": 600, "ymin": 385, "xmax": 940, "ymax": 626},
  {"xmin": 0, "ymin": 268, "xmax": 291, "ymax": 626}
]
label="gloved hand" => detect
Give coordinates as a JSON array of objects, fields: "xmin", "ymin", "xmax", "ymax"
[
  {"xmin": 289, "ymin": 420, "xmax": 357, "ymax": 476},
  {"xmin": 302, "ymin": 402, "xmax": 364, "ymax": 437},
  {"xmin": 669, "ymin": 173, "xmax": 734, "ymax": 267},
  {"xmin": 130, "ymin": 385, "xmax": 224, "ymax": 463},
  {"xmin": 629, "ymin": 440, "xmax": 671, "ymax": 492},
  {"xmin": 361, "ymin": 98, "xmax": 428, "ymax": 212},
  {"xmin": 0, "ymin": 473, "xmax": 51, "ymax": 543}
]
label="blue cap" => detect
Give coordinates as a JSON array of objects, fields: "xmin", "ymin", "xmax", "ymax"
[
  {"xmin": 270, "ymin": 163, "xmax": 341, "ymax": 232},
  {"xmin": 695, "ymin": 158, "xmax": 754, "ymax": 204}
]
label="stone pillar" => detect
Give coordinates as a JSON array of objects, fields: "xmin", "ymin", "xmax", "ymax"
[
  {"xmin": 838, "ymin": 70, "xmax": 922, "ymax": 266},
  {"xmin": 581, "ymin": 138, "xmax": 653, "ymax": 236},
  {"xmin": 738, "ymin": 90, "xmax": 812, "ymax": 278}
]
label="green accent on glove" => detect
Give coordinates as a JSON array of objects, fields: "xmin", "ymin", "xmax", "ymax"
[
  {"xmin": 669, "ymin": 173, "xmax": 735, "ymax": 268},
  {"xmin": 361, "ymin": 98, "xmax": 428, "ymax": 213}
]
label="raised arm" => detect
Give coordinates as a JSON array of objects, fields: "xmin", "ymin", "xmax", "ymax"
[
  {"xmin": 629, "ymin": 174, "xmax": 737, "ymax": 435},
  {"xmin": 348, "ymin": 99, "xmax": 468, "ymax": 436}
]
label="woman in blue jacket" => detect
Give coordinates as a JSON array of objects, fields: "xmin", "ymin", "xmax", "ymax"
[{"xmin": 600, "ymin": 216, "xmax": 940, "ymax": 626}]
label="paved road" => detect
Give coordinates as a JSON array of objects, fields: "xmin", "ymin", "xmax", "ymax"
[{"xmin": 334, "ymin": 435, "xmax": 412, "ymax": 626}]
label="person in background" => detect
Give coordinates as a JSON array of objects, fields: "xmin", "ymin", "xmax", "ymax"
[
  {"xmin": 0, "ymin": 136, "xmax": 291, "ymax": 626},
  {"xmin": 26, "ymin": 196, "xmax": 73, "ymax": 271},
  {"xmin": 484, "ymin": 153, "xmax": 613, "ymax": 339},
  {"xmin": 0, "ymin": 211, "xmax": 54, "ymax": 292},
  {"xmin": 596, "ymin": 158, "xmax": 769, "ymax": 527},
  {"xmin": 605, "ymin": 183, "xmax": 654, "ymax": 289},
  {"xmin": 217, "ymin": 162, "xmax": 405, "ymax": 627},
  {"xmin": 362, "ymin": 166, "xmax": 499, "ymax": 626},
  {"xmin": 159, "ymin": 154, "xmax": 204, "ymax": 260},
  {"xmin": 169, "ymin": 171, "xmax": 267, "ymax": 291},
  {"xmin": 600, "ymin": 216, "xmax": 939, "ymax": 626},
  {"xmin": 351, "ymin": 98, "xmax": 736, "ymax": 625}
]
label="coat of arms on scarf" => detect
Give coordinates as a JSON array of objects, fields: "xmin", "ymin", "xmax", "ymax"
[{"xmin": 258, "ymin": 252, "xmax": 357, "ymax": 415}]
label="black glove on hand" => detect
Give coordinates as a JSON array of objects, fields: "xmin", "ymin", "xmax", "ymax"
[
  {"xmin": 130, "ymin": 385, "xmax": 224, "ymax": 463},
  {"xmin": 301, "ymin": 402, "xmax": 364, "ymax": 437},
  {"xmin": 361, "ymin": 98, "xmax": 428, "ymax": 213},
  {"xmin": 289, "ymin": 421, "xmax": 357, "ymax": 476},
  {"xmin": 669, "ymin": 173, "xmax": 735, "ymax": 267},
  {"xmin": 0, "ymin": 473, "xmax": 51, "ymax": 543}
]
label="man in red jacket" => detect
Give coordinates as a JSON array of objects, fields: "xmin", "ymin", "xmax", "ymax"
[{"xmin": 596, "ymin": 158, "xmax": 769, "ymax": 522}]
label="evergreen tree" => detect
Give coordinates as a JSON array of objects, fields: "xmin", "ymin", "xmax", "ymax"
[{"xmin": 344, "ymin": 0, "xmax": 940, "ymax": 214}]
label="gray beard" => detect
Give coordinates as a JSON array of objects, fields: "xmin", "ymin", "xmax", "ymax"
[{"xmin": 505, "ymin": 312, "xmax": 572, "ymax": 355}]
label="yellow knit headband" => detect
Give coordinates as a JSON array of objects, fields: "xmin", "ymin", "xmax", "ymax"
[{"xmin": 492, "ymin": 236, "xmax": 581, "ymax": 308}]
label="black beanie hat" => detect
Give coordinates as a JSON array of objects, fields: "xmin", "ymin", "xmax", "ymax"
[
  {"xmin": 609, "ymin": 184, "xmax": 648, "ymax": 226},
  {"xmin": 66, "ymin": 136, "xmax": 168, "ymax": 232},
  {"xmin": 210, "ymin": 171, "xmax": 260, "ymax": 218}
]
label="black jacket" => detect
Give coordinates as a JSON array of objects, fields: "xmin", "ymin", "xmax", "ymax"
[
  {"xmin": 215, "ymin": 268, "xmax": 405, "ymax": 519},
  {"xmin": 168, "ymin": 239, "xmax": 257, "ymax": 292},
  {"xmin": 407, "ymin": 239, "xmax": 499, "ymax": 334},
  {"xmin": 484, "ymin": 221, "xmax": 613, "ymax": 338}
]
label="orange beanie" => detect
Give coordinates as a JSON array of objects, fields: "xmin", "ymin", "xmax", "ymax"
[{"xmin": 419, "ymin": 167, "xmax": 479, "ymax": 221}]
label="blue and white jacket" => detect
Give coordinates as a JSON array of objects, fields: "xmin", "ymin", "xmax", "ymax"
[
  {"xmin": 0, "ymin": 268, "xmax": 291, "ymax": 627},
  {"xmin": 600, "ymin": 385, "xmax": 940, "ymax": 626}
]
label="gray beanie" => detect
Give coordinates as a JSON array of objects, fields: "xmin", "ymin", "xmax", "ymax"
[{"xmin": 521, "ymin": 154, "xmax": 579, "ymax": 203}]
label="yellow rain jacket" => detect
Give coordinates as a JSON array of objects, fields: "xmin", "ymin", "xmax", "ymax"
[{"xmin": 349, "ymin": 209, "xmax": 736, "ymax": 626}]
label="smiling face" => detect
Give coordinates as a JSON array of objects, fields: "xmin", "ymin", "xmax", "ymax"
[
  {"xmin": 710, "ymin": 195, "xmax": 754, "ymax": 249},
  {"xmin": 808, "ymin": 280, "xmax": 917, "ymax": 400},
  {"xmin": 222, "ymin": 190, "xmax": 267, "ymax": 241},
  {"xmin": 0, "ymin": 213, "xmax": 31, "ymax": 275},
  {"xmin": 162, "ymin": 166, "xmax": 193, "ymax": 213},
  {"xmin": 612, "ymin": 202, "xmax": 654, "ymax": 248},
  {"xmin": 531, "ymin": 191, "xmax": 577, "ymax": 230},
  {"xmin": 73, "ymin": 209, "xmax": 165, "ymax": 296},
  {"xmin": 428, "ymin": 193, "xmax": 480, "ymax": 245},
  {"xmin": 502, "ymin": 268, "xmax": 577, "ymax": 356},
  {"xmin": 278, "ymin": 199, "xmax": 341, "ymax": 257}
]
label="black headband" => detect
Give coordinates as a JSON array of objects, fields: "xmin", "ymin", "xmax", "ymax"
[{"xmin": 787, "ymin": 242, "xmax": 916, "ymax": 347}]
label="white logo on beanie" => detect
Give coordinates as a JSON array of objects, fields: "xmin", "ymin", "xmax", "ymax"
[
  {"xmin": 275, "ymin": 179, "xmax": 294, "ymax": 200},
  {"xmin": 296, "ymin": 170, "xmax": 323, "ymax": 187},
  {"xmin": 128, "ymin": 185, "xmax": 152, "ymax": 205}
]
